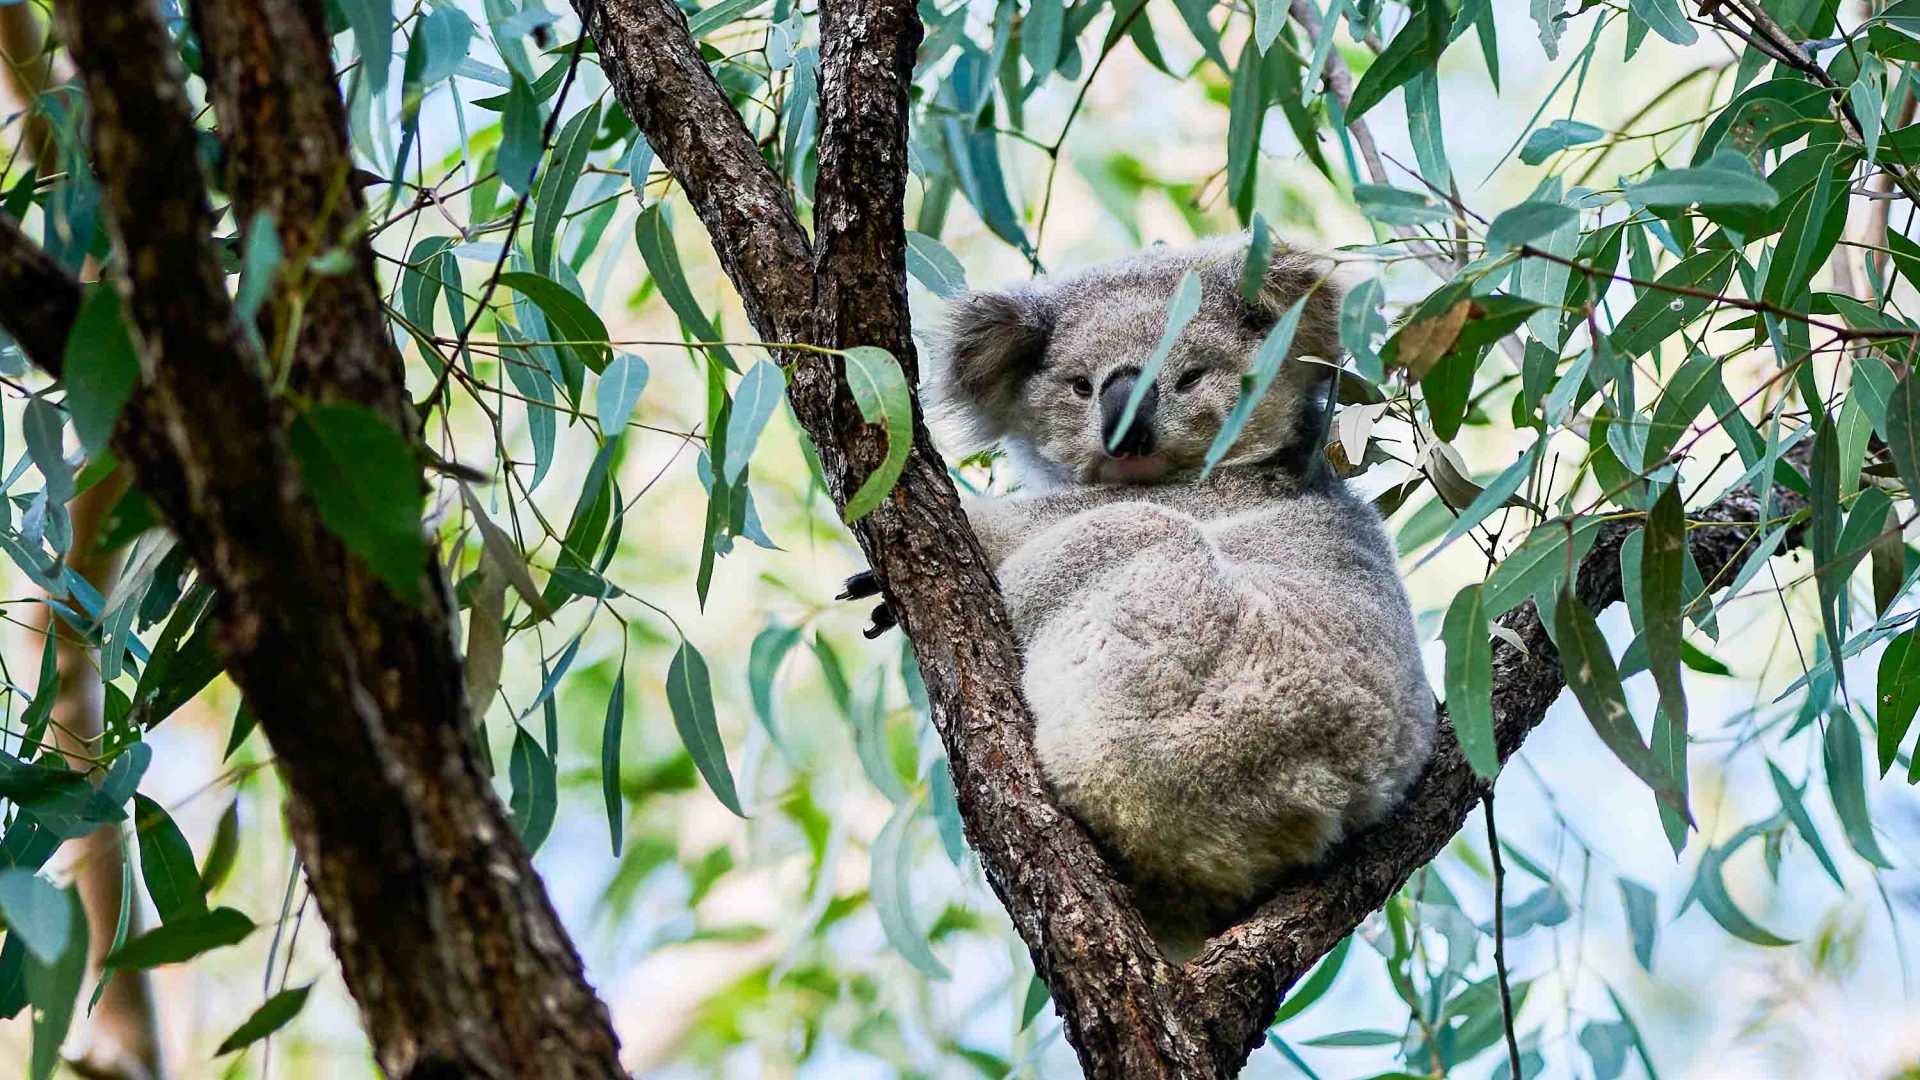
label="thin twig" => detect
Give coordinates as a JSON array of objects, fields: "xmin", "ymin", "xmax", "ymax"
[{"xmin": 1484, "ymin": 795, "xmax": 1524, "ymax": 1080}]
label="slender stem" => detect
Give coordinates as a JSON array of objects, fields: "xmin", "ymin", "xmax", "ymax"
[{"xmin": 1484, "ymin": 795, "xmax": 1524, "ymax": 1080}]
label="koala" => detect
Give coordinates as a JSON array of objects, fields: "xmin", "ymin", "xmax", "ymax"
[{"xmin": 851, "ymin": 236, "xmax": 1435, "ymax": 959}]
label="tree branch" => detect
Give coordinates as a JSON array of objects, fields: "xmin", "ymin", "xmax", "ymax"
[
  {"xmin": 36, "ymin": 2, "xmax": 629, "ymax": 1076},
  {"xmin": 570, "ymin": 0, "xmax": 813, "ymax": 341},
  {"xmin": 0, "ymin": 214, "xmax": 79, "ymax": 374},
  {"xmin": 579, "ymin": 2, "xmax": 1821, "ymax": 1076}
]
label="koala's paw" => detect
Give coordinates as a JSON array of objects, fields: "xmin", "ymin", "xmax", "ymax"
[{"xmin": 838, "ymin": 570, "xmax": 898, "ymax": 638}]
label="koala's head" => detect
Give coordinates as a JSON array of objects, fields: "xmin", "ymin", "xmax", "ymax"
[{"xmin": 937, "ymin": 236, "xmax": 1343, "ymax": 486}]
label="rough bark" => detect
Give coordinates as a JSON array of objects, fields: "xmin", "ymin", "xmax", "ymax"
[
  {"xmin": 578, "ymin": 3, "xmax": 1824, "ymax": 1077},
  {"xmin": 2, "ymin": 11, "xmax": 165, "ymax": 1074},
  {"xmin": 25, "ymin": 2, "xmax": 629, "ymax": 1077}
]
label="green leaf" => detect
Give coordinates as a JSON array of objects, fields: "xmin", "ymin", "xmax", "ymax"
[
  {"xmin": 62, "ymin": 285, "xmax": 140, "ymax": 457},
  {"xmin": 1765, "ymin": 761, "xmax": 1844, "ymax": 887},
  {"xmin": 24, "ymin": 396, "xmax": 72, "ymax": 506},
  {"xmin": 747, "ymin": 623, "xmax": 803, "ymax": 746},
  {"xmin": 1242, "ymin": 213, "xmax": 1274, "ymax": 304},
  {"xmin": 668, "ymin": 639, "xmax": 744, "ymax": 816},
  {"xmin": 595, "ymin": 352, "xmax": 650, "ymax": 433},
  {"xmin": 1877, "ymin": 630, "xmax": 1920, "ymax": 776},
  {"xmin": 507, "ymin": 725, "xmax": 557, "ymax": 853},
  {"xmin": 1553, "ymin": 592, "xmax": 1690, "ymax": 820},
  {"xmin": 1629, "ymin": 0, "xmax": 1698, "ymax": 44},
  {"xmin": 1824, "ymin": 712, "xmax": 1894, "ymax": 867},
  {"xmin": 105, "ymin": 906, "xmax": 254, "ymax": 969},
  {"xmin": 1642, "ymin": 486, "xmax": 1688, "ymax": 753},
  {"xmin": 215, "ymin": 984, "xmax": 313, "ymax": 1055},
  {"xmin": 1626, "ymin": 160, "xmax": 1778, "ymax": 211},
  {"xmin": 1346, "ymin": 0, "xmax": 1449, "ymax": 121},
  {"xmin": 1403, "ymin": 67, "xmax": 1449, "ymax": 189},
  {"xmin": 1023, "ymin": 0, "xmax": 1064, "ymax": 81},
  {"xmin": 288, "ymin": 402, "xmax": 425, "ymax": 601},
  {"xmin": 1353, "ymin": 183, "xmax": 1450, "ymax": 226},
  {"xmin": 871, "ymin": 797, "xmax": 949, "ymax": 980},
  {"xmin": 1203, "ymin": 293, "xmax": 1312, "ymax": 476},
  {"xmin": 1518, "ymin": 119, "xmax": 1605, "ymax": 165},
  {"xmin": 0, "ymin": 871, "xmax": 70, "ymax": 965},
  {"xmin": 601, "ymin": 668, "xmax": 626, "ymax": 857},
  {"xmin": 1443, "ymin": 584, "xmax": 1498, "ymax": 780},
  {"xmin": 1486, "ymin": 201, "xmax": 1577, "ymax": 252},
  {"xmin": 635, "ymin": 203, "xmax": 737, "ymax": 371},
  {"xmin": 1688, "ymin": 831, "xmax": 1794, "ymax": 946},
  {"xmin": 722, "ymin": 360, "xmax": 786, "ymax": 484},
  {"xmin": 1113, "ymin": 270, "xmax": 1203, "ymax": 450},
  {"xmin": 1272, "ymin": 934, "xmax": 1350, "ymax": 1024},
  {"xmin": 133, "ymin": 794, "xmax": 205, "ymax": 924},
  {"xmin": 23, "ymin": 886, "xmax": 85, "ymax": 1080},
  {"xmin": 234, "ymin": 210, "xmax": 283, "ymax": 324},
  {"xmin": 853, "ymin": 678, "xmax": 910, "ymax": 804},
  {"xmin": 904, "ymin": 232, "xmax": 968, "ymax": 299},
  {"xmin": 1609, "ymin": 249, "xmax": 1735, "ymax": 359},
  {"xmin": 1617, "ymin": 878, "xmax": 1657, "ymax": 971},
  {"xmin": 841, "ymin": 346, "xmax": 914, "ymax": 523},
  {"xmin": 0, "ymin": 751, "xmax": 128, "ymax": 839},
  {"xmin": 686, "ymin": 0, "xmax": 763, "ymax": 38},
  {"xmin": 497, "ymin": 270, "xmax": 612, "ymax": 374},
  {"xmin": 1226, "ymin": 37, "xmax": 1266, "ymax": 220},
  {"xmin": 497, "ymin": 72, "xmax": 543, "ymax": 194},
  {"xmin": 1885, "ymin": 370, "xmax": 1920, "ymax": 499},
  {"xmin": 532, "ymin": 102, "xmax": 602, "ymax": 276},
  {"xmin": 342, "ymin": 0, "xmax": 393, "ymax": 94}
]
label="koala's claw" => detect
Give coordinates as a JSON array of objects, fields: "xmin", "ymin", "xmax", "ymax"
[
  {"xmin": 838, "ymin": 570, "xmax": 881, "ymax": 601},
  {"xmin": 862, "ymin": 603, "xmax": 898, "ymax": 639}
]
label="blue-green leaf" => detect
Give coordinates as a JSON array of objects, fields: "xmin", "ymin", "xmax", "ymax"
[
  {"xmin": 1203, "ymin": 293, "xmax": 1311, "ymax": 476},
  {"xmin": 497, "ymin": 73, "xmax": 544, "ymax": 194},
  {"xmin": 1824, "ymin": 712, "xmax": 1893, "ymax": 868},
  {"xmin": 904, "ymin": 232, "xmax": 968, "ymax": 299},
  {"xmin": 668, "ymin": 640, "xmax": 744, "ymax": 816},
  {"xmin": 1346, "ymin": 0, "xmax": 1449, "ymax": 120},
  {"xmin": 1554, "ymin": 592, "xmax": 1690, "ymax": 819},
  {"xmin": 595, "ymin": 352, "xmax": 649, "ymax": 433},
  {"xmin": 634, "ymin": 204, "xmax": 737, "ymax": 371},
  {"xmin": 722, "ymin": 360, "xmax": 786, "ymax": 484},
  {"xmin": 1113, "ymin": 270, "xmax": 1203, "ymax": 450},
  {"xmin": 1628, "ymin": 0, "xmax": 1698, "ymax": 45},
  {"xmin": 1518, "ymin": 119, "xmax": 1605, "ymax": 165},
  {"xmin": 0, "ymin": 871, "xmax": 69, "ymax": 966},
  {"xmin": 1486, "ymin": 201, "xmax": 1578, "ymax": 252},
  {"xmin": 871, "ymin": 797, "xmax": 949, "ymax": 980}
]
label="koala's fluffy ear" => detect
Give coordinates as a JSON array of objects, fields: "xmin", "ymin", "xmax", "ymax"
[
  {"xmin": 1248, "ymin": 244, "xmax": 1345, "ymax": 373},
  {"xmin": 939, "ymin": 288, "xmax": 1053, "ymax": 433}
]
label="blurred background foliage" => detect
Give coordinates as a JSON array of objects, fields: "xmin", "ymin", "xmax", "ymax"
[{"xmin": 1, "ymin": 0, "xmax": 1920, "ymax": 1078}]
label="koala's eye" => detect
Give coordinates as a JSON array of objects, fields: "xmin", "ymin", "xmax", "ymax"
[
  {"xmin": 1070, "ymin": 376, "xmax": 1094, "ymax": 398},
  {"xmin": 1174, "ymin": 368, "xmax": 1208, "ymax": 392}
]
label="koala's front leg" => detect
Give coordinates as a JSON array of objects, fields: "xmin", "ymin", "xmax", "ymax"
[{"xmin": 998, "ymin": 503, "xmax": 1216, "ymax": 636}]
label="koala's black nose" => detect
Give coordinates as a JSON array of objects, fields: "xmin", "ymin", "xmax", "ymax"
[{"xmin": 1099, "ymin": 366, "xmax": 1158, "ymax": 456}]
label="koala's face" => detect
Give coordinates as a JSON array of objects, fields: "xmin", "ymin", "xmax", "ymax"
[{"xmin": 939, "ymin": 238, "xmax": 1342, "ymax": 486}]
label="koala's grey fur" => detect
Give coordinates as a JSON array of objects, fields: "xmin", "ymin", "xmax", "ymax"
[{"xmin": 935, "ymin": 236, "xmax": 1435, "ymax": 958}]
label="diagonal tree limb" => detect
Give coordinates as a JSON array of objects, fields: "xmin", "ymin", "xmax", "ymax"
[
  {"xmin": 0, "ymin": 214, "xmax": 79, "ymax": 373},
  {"xmin": 35, "ymin": 2, "xmax": 629, "ymax": 1076},
  {"xmin": 571, "ymin": 0, "xmax": 814, "ymax": 342}
]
